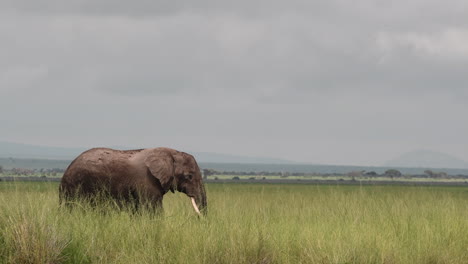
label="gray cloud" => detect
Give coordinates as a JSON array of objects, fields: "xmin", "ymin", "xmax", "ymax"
[{"xmin": 1, "ymin": 0, "xmax": 467, "ymax": 165}]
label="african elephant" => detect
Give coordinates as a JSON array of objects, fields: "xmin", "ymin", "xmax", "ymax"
[{"xmin": 59, "ymin": 147, "xmax": 207, "ymax": 215}]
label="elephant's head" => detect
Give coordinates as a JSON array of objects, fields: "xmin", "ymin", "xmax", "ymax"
[{"xmin": 144, "ymin": 148, "xmax": 207, "ymax": 215}]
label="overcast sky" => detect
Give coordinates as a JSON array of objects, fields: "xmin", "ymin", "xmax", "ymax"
[{"xmin": 1, "ymin": 0, "xmax": 467, "ymax": 166}]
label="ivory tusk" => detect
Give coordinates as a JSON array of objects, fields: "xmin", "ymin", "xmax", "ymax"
[{"xmin": 191, "ymin": 197, "xmax": 201, "ymax": 215}]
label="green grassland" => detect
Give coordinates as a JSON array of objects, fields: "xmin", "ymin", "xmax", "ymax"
[{"xmin": 0, "ymin": 182, "xmax": 467, "ymax": 264}]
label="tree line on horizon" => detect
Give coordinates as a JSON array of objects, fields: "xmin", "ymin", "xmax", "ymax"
[
  {"xmin": 0, "ymin": 166, "xmax": 64, "ymax": 177},
  {"xmin": 0, "ymin": 165, "xmax": 466, "ymax": 180},
  {"xmin": 202, "ymin": 168, "xmax": 468, "ymax": 180}
]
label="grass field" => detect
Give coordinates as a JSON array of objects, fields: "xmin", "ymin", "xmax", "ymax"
[{"xmin": 0, "ymin": 182, "xmax": 467, "ymax": 264}]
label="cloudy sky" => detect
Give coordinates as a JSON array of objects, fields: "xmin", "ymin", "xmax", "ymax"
[{"xmin": 1, "ymin": 0, "xmax": 467, "ymax": 165}]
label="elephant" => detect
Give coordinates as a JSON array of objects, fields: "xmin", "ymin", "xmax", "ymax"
[{"xmin": 59, "ymin": 147, "xmax": 207, "ymax": 215}]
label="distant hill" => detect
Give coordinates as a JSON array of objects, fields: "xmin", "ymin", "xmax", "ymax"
[
  {"xmin": 384, "ymin": 150, "xmax": 468, "ymax": 169},
  {"xmin": 192, "ymin": 152, "xmax": 293, "ymax": 164},
  {"xmin": 2, "ymin": 158, "xmax": 468, "ymax": 176},
  {"xmin": 0, "ymin": 157, "xmax": 72, "ymax": 170},
  {"xmin": 0, "ymin": 141, "xmax": 86, "ymax": 160},
  {"xmin": 0, "ymin": 141, "xmax": 292, "ymax": 164}
]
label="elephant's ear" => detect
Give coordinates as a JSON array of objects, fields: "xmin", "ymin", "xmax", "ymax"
[{"xmin": 144, "ymin": 151, "xmax": 175, "ymax": 193}]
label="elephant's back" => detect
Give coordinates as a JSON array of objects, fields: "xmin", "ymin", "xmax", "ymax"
[{"xmin": 61, "ymin": 148, "xmax": 143, "ymax": 183}]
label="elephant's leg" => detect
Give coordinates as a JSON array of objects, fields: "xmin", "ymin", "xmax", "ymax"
[
  {"xmin": 127, "ymin": 189, "xmax": 141, "ymax": 214},
  {"xmin": 138, "ymin": 194, "xmax": 163, "ymax": 214},
  {"xmin": 136, "ymin": 185, "xmax": 164, "ymax": 214},
  {"xmin": 110, "ymin": 188, "xmax": 139, "ymax": 212}
]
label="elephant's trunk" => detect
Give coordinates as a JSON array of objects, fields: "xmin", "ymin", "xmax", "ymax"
[{"xmin": 200, "ymin": 183, "xmax": 207, "ymax": 215}]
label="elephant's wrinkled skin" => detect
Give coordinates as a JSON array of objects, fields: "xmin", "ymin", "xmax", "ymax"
[{"xmin": 59, "ymin": 147, "xmax": 207, "ymax": 214}]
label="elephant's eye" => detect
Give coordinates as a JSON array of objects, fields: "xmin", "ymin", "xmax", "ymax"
[{"xmin": 186, "ymin": 174, "xmax": 193, "ymax": 180}]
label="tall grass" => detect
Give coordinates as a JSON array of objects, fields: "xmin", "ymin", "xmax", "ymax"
[{"xmin": 0, "ymin": 182, "xmax": 467, "ymax": 263}]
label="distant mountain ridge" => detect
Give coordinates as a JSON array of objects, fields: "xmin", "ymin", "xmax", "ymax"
[
  {"xmin": 0, "ymin": 141, "xmax": 86, "ymax": 160},
  {"xmin": 0, "ymin": 141, "xmax": 292, "ymax": 164},
  {"xmin": 384, "ymin": 150, "xmax": 468, "ymax": 169},
  {"xmin": 2, "ymin": 158, "xmax": 468, "ymax": 176},
  {"xmin": 2, "ymin": 142, "xmax": 467, "ymax": 170}
]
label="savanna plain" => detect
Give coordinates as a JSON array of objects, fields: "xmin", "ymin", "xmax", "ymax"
[{"xmin": 0, "ymin": 182, "xmax": 467, "ymax": 264}]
